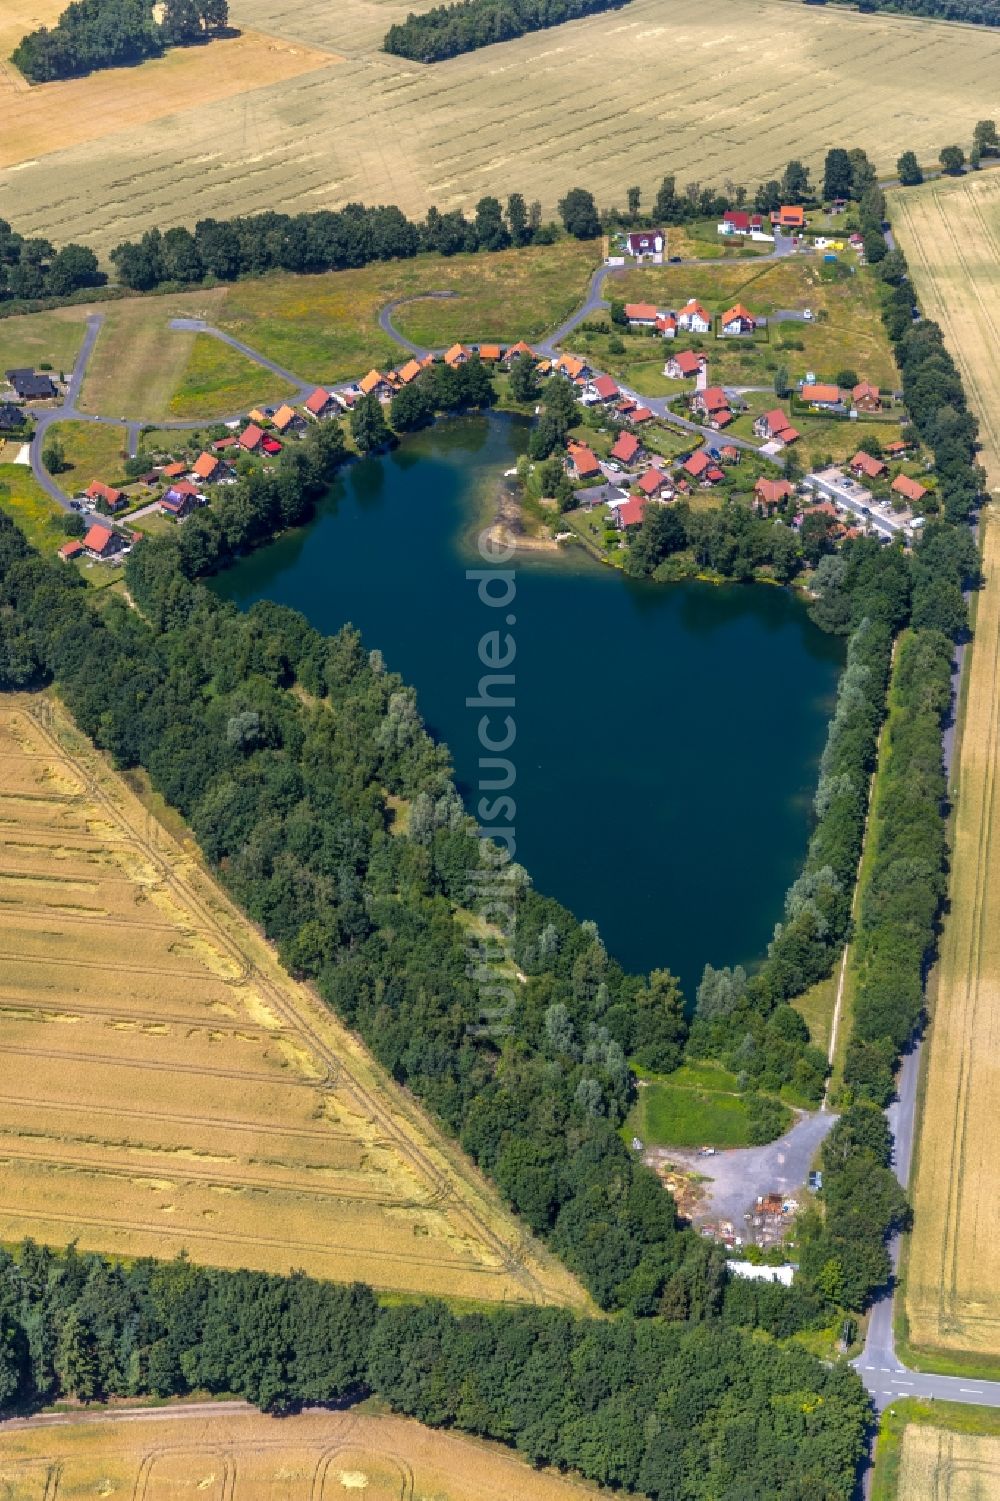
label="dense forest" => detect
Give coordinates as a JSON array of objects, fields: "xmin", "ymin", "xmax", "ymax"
[
  {"xmin": 0, "ymin": 1243, "xmax": 868, "ymax": 1499},
  {"xmin": 12, "ymin": 0, "xmax": 229, "ymax": 85},
  {"xmin": 383, "ymin": 0, "xmax": 631, "ymax": 62}
]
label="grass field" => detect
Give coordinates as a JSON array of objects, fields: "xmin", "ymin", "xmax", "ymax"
[
  {"xmin": 166, "ymin": 334, "xmax": 297, "ymax": 418},
  {"xmin": 76, "ymin": 290, "xmax": 230, "ymax": 421},
  {"xmin": 46, "ymin": 421, "xmax": 128, "ymax": 489},
  {"xmin": 0, "ymin": 1407, "xmax": 624, "ymax": 1501},
  {"xmin": 2, "ymin": 0, "xmax": 999, "ymax": 254},
  {"xmin": 624, "ymin": 1061, "xmax": 788, "ymax": 1149},
  {"xmin": 872, "ymin": 1401, "xmax": 1000, "ymax": 1501},
  {"xmin": 0, "ymin": 692, "xmax": 587, "ymax": 1308},
  {"xmin": 0, "ymin": 463, "xmax": 67, "ymax": 553},
  {"xmin": 0, "ymin": 305, "xmax": 90, "ymax": 378},
  {"xmin": 890, "ymin": 175, "xmax": 1000, "ymax": 1365}
]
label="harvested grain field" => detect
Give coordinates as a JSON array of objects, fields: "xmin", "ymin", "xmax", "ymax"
[
  {"xmin": 0, "ymin": 1407, "xmax": 626, "ymax": 1501},
  {"xmin": 3, "ymin": 0, "xmax": 1000, "ymax": 253},
  {"xmin": 891, "ymin": 175, "xmax": 1000, "ymax": 1362},
  {"xmin": 897, "ymin": 1425, "xmax": 1000, "ymax": 1500},
  {"xmin": 0, "ymin": 692, "xmax": 587, "ymax": 1309}
]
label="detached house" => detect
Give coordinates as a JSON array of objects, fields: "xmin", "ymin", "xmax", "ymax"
[
  {"xmin": 656, "ymin": 313, "xmax": 678, "ymax": 339},
  {"xmin": 852, "ymin": 381, "xmax": 881, "ymax": 413},
  {"xmin": 625, "ymin": 302, "xmax": 659, "ymax": 328},
  {"xmin": 636, "ymin": 467, "xmax": 672, "ymax": 500},
  {"xmin": 6, "ymin": 368, "xmax": 57, "ymax": 400},
  {"xmin": 625, "ymin": 231, "xmax": 665, "ymax": 264},
  {"xmin": 753, "ymin": 407, "xmax": 800, "ymax": 446},
  {"xmin": 502, "ymin": 341, "xmax": 536, "ymax": 366},
  {"xmin": 677, "ymin": 300, "xmax": 711, "ymax": 334},
  {"xmin": 85, "ymin": 481, "xmax": 125, "ymax": 514},
  {"xmin": 771, "ymin": 205, "xmax": 806, "ymax": 230},
  {"xmin": 616, "ymin": 494, "xmax": 647, "ymax": 528},
  {"xmin": 191, "ymin": 452, "xmax": 223, "ymax": 484},
  {"xmin": 359, "ymin": 370, "xmax": 391, "ymax": 400},
  {"xmin": 303, "ymin": 387, "xmax": 336, "ymax": 420},
  {"xmin": 556, "ymin": 354, "xmax": 588, "ymax": 382},
  {"xmin": 665, "ymin": 349, "xmax": 706, "ymax": 381},
  {"xmin": 753, "ymin": 477, "xmax": 794, "ymax": 515},
  {"xmin": 567, "ymin": 442, "xmax": 601, "ymax": 481},
  {"xmin": 443, "ymin": 344, "xmax": 471, "ymax": 368},
  {"xmin": 272, "ymin": 404, "xmax": 305, "ymax": 434},
  {"xmin": 850, "ymin": 450, "xmax": 887, "ymax": 481},
  {"xmin": 683, "ymin": 450, "xmax": 724, "ymax": 485},
  {"xmin": 82, "ymin": 523, "xmax": 123, "ymax": 560},
  {"xmin": 719, "ymin": 304, "xmax": 757, "ymax": 336},
  {"xmin": 239, "ymin": 423, "xmax": 264, "ymax": 453},
  {"xmin": 610, "ymin": 431, "xmax": 641, "ymax": 466},
  {"xmin": 891, "ymin": 473, "xmax": 928, "ymax": 505},
  {"xmin": 718, "ymin": 210, "xmax": 770, "ymax": 240},
  {"xmin": 691, "ymin": 386, "xmax": 734, "ymax": 428},
  {"xmin": 801, "ymin": 383, "xmax": 844, "ymax": 412},
  {"xmin": 589, "ymin": 374, "xmax": 620, "ymax": 404}
]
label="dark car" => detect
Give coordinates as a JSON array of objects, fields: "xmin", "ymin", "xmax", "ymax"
[{"xmin": 668, "ymin": 255, "xmax": 682, "ymax": 263}]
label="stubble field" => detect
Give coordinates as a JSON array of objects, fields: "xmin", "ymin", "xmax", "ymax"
[
  {"xmin": 3, "ymin": 0, "xmax": 1000, "ymax": 253},
  {"xmin": 0, "ymin": 1408, "xmax": 624, "ymax": 1501},
  {"xmin": 0, "ymin": 692, "xmax": 586, "ymax": 1309},
  {"xmin": 896, "ymin": 1425, "xmax": 1000, "ymax": 1500},
  {"xmin": 890, "ymin": 175, "xmax": 1000, "ymax": 1363}
]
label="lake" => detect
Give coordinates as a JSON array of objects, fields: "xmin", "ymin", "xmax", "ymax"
[{"xmin": 212, "ymin": 413, "xmax": 844, "ymax": 999}]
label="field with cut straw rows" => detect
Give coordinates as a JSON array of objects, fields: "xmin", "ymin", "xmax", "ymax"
[
  {"xmin": 897, "ymin": 1424, "xmax": 1000, "ymax": 1500},
  {"xmin": 890, "ymin": 174, "xmax": 1000, "ymax": 1364},
  {"xmin": 0, "ymin": 692, "xmax": 586, "ymax": 1309},
  {"xmin": 2, "ymin": 0, "xmax": 999, "ymax": 253},
  {"xmin": 0, "ymin": 1408, "xmax": 623, "ymax": 1501}
]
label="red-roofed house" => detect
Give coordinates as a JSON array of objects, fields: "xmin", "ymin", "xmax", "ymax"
[
  {"xmin": 753, "ymin": 477, "xmax": 794, "ymax": 515},
  {"xmin": 271, "ymin": 404, "xmax": 304, "ymax": 434},
  {"xmin": 502, "ymin": 341, "xmax": 536, "ymax": 366},
  {"xmin": 85, "ymin": 481, "xmax": 125, "ymax": 513},
  {"xmin": 444, "ymin": 344, "xmax": 470, "ymax": 368},
  {"xmin": 57, "ymin": 539, "xmax": 84, "ymax": 561},
  {"xmin": 397, "ymin": 359, "xmax": 423, "ymax": 385},
  {"xmin": 665, "ymin": 349, "xmax": 706, "ymax": 381},
  {"xmin": 83, "ymin": 523, "xmax": 122, "ymax": 559},
  {"xmin": 719, "ymin": 304, "xmax": 757, "ymax": 336},
  {"xmin": 850, "ymin": 450, "xmax": 887, "ymax": 480},
  {"xmin": 359, "ymin": 370, "xmax": 391, "ymax": 399},
  {"xmin": 892, "ymin": 473, "xmax": 928, "ymax": 505},
  {"xmin": 720, "ymin": 444, "xmax": 741, "ymax": 464},
  {"xmin": 625, "ymin": 303, "xmax": 659, "ymax": 328},
  {"xmin": 753, "ymin": 408, "xmax": 799, "ymax": 445},
  {"xmin": 556, "ymin": 354, "xmax": 588, "ymax": 381},
  {"xmin": 636, "ymin": 468, "xmax": 672, "ymax": 500},
  {"xmin": 677, "ymin": 300, "xmax": 711, "ymax": 334},
  {"xmin": 610, "ymin": 431, "xmax": 641, "ymax": 466},
  {"xmin": 567, "ymin": 443, "xmax": 601, "ymax": 481},
  {"xmin": 616, "ymin": 494, "xmax": 648, "ymax": 528},
  {"xmin": 212, "ymin": 436, "xmax": 240, "ymax": 452},
  {"xmin": 478, "ymin": 344, "xmax": 502, "ymax": 362},
  {"xmin": 691, "ymin": 387, "xmax": 735, "ymax": 428},
  {"xmin": 683, "ymin": 450, "xmax": 722, "ymax": 483},
  {"xmin": 656, "ymin": 313, "xmax": 678, "ymax": 339},
  {"xmin": 771, "ymin": 205, "xmax": 806, "ymax": 229},
  {"xmin": 852, "ymin": 381, "xmax": 881, "ymax": 413},
  {"xmin": 159, "ymin": 487, "xmax": 196, "ymax": 519},
  {"xmin": 162, "ymin": 461, "xmax": 187, "ymax": 479},
  {"xmin": 801, "ymin": 383, "xmax": 844, "ymax": 411},
  {"xmin": 718, "ymin": 210, "xmax": 768, "ymax": 238},
  {"xmin": 239, "ymin": 424, "xmax": 264, "ymax": 452},
  {"xmin": 631, "ymin": 407, "xmax": 654, "ymax": 425},
  {"xmin": 590, "ymin": 374, "xmax": 620, "ymax": 402},
  {"xmin": 304, "ymin": 387, "xmax": 336, "ymax": 420},
  {"xmin": 191, "ymin": 452, "xmax": 222, "ymax": 483}
]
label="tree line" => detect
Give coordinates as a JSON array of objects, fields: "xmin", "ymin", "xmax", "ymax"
[
  {"xmin": 0, "ymin": 219, "xmax": 102, "ymax": 306},
  {"xmin": 12, "ymin": 0, "xmax": 229, "ymax": 85},
  {"xmin": 820, "ymin": 0, "xmax": 999, "ymax": 24},
  {"xmin": 0, "ymin": 1242, "xmax": 868, "ymax": 1500},
  {"xmin": 383, "ymin": 0, "xmax": 630, "ymax": 62}
]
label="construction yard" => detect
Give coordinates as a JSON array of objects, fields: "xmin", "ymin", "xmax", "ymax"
[
  {"xmin": 0, "ymin": 1407, "xmax": 622, "ymax": 1501},
  {"xmin": 2, "ymin": 0, "xmax": 999, "ymax": 251},
  {"xmin": 0, "ymin": 692, "xmax": 586, "ymax": 1309},
  {"xmin": 890, "ymin": 173, "xmax": 1000, "ymax": 1368}
]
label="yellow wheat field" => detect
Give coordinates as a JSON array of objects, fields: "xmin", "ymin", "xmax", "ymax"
[
  {"xmin": 0, "ymin": 692, "xmax": 587, "ymax": 1310},
  {"xmin": 3, "ymin": 0, "xmax": 1000, "ymax": 252},
  {"xmin": 0, "ymin": 1407, "xmax": 626, "ymax": 1501},
  {"xmin": 898, "ymin": 1425, "xmax": 1000, "ymax": 1500},
  {"xmin": 890, "ymin": 176, "xmax": 1000, "ymax": 1360}
]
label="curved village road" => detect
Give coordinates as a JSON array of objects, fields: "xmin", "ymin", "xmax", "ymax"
[{"xmin": 377, "ymin": 291, "xmax": 458, "ymax": 355}]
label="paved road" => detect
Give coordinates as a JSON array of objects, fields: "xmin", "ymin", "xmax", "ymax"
[
  {"xmin": 376, "ymin": 291, "xmax": 457, "ymax": 355},
  {"xmin": 30, "ymin": 313, "xmax": 106, "ymax": 506},
  {"xmin": 648, "ymin": 1108, "xmax": 837, "ymax": 1227}
]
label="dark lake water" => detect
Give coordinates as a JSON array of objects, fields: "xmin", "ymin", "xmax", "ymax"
[{"xmin": 212, "ymin": 413, "xmax": 844, "ymax": 999}]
